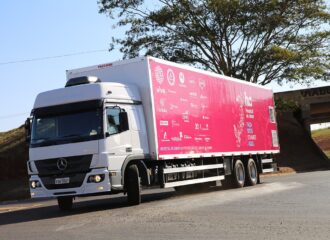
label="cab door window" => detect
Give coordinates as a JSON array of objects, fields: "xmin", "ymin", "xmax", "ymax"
[{"xmin": 106, "ymin": 108, "xmax": 120, "ymax": 135}]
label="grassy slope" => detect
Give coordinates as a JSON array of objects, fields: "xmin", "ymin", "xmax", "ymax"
[
  {"xmin": 0, "ymin": 126, "xmax": 29, "ymax": 201},
  {"xmin": 0, "ymin": 126, "xmax": 25, "ymax": 153},
  {"xmin": 312, "ymin": 127, "xmax": 330, "ymax": 158},
  {"xmin": 312, "ymin": 127, "xmax": 330, "ymax": 138}
]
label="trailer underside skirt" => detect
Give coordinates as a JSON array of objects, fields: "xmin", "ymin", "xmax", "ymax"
[{"xmin": 163, "ymin": 175, "xmax": 225, "ymax": 188}]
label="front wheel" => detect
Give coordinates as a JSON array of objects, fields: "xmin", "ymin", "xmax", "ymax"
[
  {"xmin": 126, "ymin": 164, "xmax": 141, "ymax": 205},
  {"xmin": 57, "ymin": 196, "xmax": 73, "ymax": 211}
]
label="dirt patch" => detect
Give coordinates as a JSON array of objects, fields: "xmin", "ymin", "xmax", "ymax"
[{"xmin": 312, "ymin": 128, "xmax": 330, "ymax": 158}]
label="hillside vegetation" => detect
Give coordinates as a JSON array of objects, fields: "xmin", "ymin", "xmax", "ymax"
[
  {"xmin": 0, "ymin": 126, "xmax": 29, "ymax": 201},
  {"xmin": 312, "ymin": 127, "xmax": 330, "ymax": 159},
  {"xmin": 0, "ymin": 126, "xmax": 28, "ymax": 180},
  {"xmin": 0, "ymin": 126, "xmax": 25, "ymax": 153}
]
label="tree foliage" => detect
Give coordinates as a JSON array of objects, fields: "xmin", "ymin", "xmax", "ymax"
[{"xmin": 99, "ymin": 0, "xmax": 330, "ymax": 85}]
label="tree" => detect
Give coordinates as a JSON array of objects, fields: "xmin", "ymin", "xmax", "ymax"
[{"xmin": 99, "ymin": 0, "xmax": 330, "ymax": 85}]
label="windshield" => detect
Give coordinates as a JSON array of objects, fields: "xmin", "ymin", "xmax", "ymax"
[{"xmin": 31, "ymin": 109, "xmax": 103, "ymax": 147}]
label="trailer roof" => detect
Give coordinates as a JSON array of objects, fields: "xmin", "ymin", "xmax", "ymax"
[{"xmin": 66, "ymin": 56, "xmax": 273, "ymax": 92}]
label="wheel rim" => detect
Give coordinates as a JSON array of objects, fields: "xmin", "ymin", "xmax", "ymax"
[
  {"xmin": 236, "ymin": 162, "xmax": 245, "ymax": 184},
  {"xmin": 249, "ymin": 161, "xmax": 257, "ymax": 182}
]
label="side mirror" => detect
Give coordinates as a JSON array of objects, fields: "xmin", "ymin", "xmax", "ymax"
[
  {"xmin": 25, "ymin": 117, "xmax": 31, "ymax": 143},
  {"xmin": 119, "ymin": 111, "xmax": 129, "ymax": 132}
]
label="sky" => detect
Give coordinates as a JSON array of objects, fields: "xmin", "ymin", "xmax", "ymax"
[
  {"xmin": 0, "ymin": 1, "xmax": 122, "ymax": 132},
  {"xmin": 0, "ymin": 1, "xmax": 329, "ymax": 132}
]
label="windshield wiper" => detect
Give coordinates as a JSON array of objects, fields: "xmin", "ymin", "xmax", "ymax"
[
  {"xmin": 32, "ymin": 137, "xmax": 52, "ymax": 143},
  {"xmin": 61, "ymin": 134, "xmax": 81, "ymax": 138}
]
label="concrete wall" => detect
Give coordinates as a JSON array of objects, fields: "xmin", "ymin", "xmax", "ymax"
[{"xmin": 275, "ymin": 86, "xmax": 330, "ymax": 130}]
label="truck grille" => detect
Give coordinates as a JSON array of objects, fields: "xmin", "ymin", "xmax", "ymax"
[
  {"xmin": 35, "ymin": 155, "xmax": 93, "ymax": 176},
  {"xmin": 40, "ymin": 173, "xmax": 86, "ymax": 190},
  {"xmin": 35, "ymin": 155, "xmax": 93, "ymax": 190}
]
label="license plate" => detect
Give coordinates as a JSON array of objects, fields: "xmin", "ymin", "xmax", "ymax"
[{"xmin": 55, "ymin": 177, "xmax": 70, "ymax": 185}]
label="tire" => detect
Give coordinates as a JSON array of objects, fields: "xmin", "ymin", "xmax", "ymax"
[
  {"xmin": 245, "ymin": 158, "xmax": 258, "ymax": 186},
  {"xmin": 126, "ymin": 164, "xmax": 141, "ymax": 205},
  {"xmin": 57, "ymin": 196, "xmax": 73, "ymax": 211},
  {"xmin": 232, "ymin": 159, "xmax": 245, "ymax": 188},
  {"xmin": 221, "ymin": 159, "xmax": 245, "ymax": 189}
]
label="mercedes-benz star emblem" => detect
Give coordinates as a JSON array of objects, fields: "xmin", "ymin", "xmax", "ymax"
[{"xmin": 57, "ymin": 158, "xmax": 68, "ymax": 171}]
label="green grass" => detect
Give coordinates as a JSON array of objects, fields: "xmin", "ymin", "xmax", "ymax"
[{"xmin": 311, "ymin": 127, "xmax": 330, "ymax": 138}]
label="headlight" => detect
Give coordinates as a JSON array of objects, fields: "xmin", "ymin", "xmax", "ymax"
[
  {"xmin": 88, "ymin": 174, "xmax": 105, "ymax": 183},
  {"xmin": 30, "ymin": 181, "xmax": 41, "ymax": 189},
  {"xmin": 94, "ymin": 175, "xmax": 102, "ymax": 183}
]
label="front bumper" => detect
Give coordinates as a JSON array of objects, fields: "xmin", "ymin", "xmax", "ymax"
[{"xmin": 29, "ymin": 168, "xmax": 111, "ymax": 198}]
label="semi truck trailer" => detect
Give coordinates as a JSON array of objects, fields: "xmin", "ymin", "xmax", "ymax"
[{"xmin": 25, "ymin": 56, "xmax": 279, "ymax": 210}]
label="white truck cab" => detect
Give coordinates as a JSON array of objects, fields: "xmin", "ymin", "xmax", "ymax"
[{"xmin": 27, "ymin": 78, "xmax": 148, "ymax": 208}]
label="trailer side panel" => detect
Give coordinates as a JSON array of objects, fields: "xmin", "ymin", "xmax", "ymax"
[{"xmin": 149, "ymin": 58, "xmax": 279, "ymax": 159}]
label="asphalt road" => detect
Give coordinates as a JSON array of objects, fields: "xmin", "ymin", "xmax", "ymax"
[{"xmin": 1, "ymin": 171, "xmax": 330, "ymax": 240}]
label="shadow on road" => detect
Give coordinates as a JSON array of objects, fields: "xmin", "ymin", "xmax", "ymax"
[
  {"xmin": 0, "ymin": 191, "xmax": 175, "ymax": 226},
  {"xmin": 0, "ymin": 182, "xmax": 266, "ymax": 226}
]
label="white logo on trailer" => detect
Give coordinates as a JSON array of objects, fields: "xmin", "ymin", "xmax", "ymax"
[
  {"xmin": 167, "ymin": 69, "xmax": 175, "ymax": 86},
  {"xmin": 155, "ymin": 65, "xmax": 164, "ymax": 85},
  {"xmin": 160, "ymin": 120, "xmax": 168, "ymax": 126}
]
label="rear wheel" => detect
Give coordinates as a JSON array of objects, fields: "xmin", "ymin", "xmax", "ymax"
[
  {"xmin": 126, "ymin": 164, "xmax": 141, "ymax": 205},
  {"xmin": 232, "ymin": 159, "xmax": 245, "ymax": 188},
  {"xmin": 245, "ymin": 158, "xmax": 258, "ymax": 186},
  {"xmin": 222, "ymin": 159, "xmax": 245, "ymax": 188},
  {"xmin": 57, "ymin": 196, "xmax": 73, "ymax": 211}
]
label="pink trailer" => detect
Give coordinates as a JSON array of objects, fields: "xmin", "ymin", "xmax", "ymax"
[{"xmin": 148, "ymin": 59, "xmax": 279, "ymax": 160}]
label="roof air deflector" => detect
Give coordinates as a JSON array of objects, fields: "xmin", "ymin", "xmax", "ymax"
[{"xmin": 65, "ymin": 76, "xmax": 101, "ymax": 87}]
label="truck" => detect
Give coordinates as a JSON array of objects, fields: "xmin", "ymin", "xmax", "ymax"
[{"xmin": 25, "ymin": 56, "xmax": 279, "ymax": 210}]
